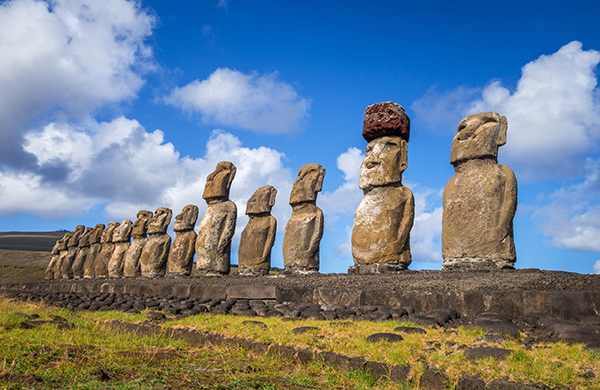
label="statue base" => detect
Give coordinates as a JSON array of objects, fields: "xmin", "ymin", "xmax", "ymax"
[
  {"xmin": 282, "ymin": 266, "xmax": 319, "ymax": 275},
  {"xmin": 348, "ymin": 262, "xmax": 408, "ymax": 274},
  {"xmin": 442, "ymin": 257, "xmax": 515, "ymax": 271},
  {"xmin": 238, "ymin": 267, "xmax": 269, "ymax": 276}
]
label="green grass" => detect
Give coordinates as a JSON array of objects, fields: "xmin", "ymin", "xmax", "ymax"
[{"xmin": 2, "ymin": 296, "xmax": 600, "ymax": 389}]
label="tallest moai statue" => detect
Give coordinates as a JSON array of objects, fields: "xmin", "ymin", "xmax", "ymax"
[
  {"xmin": 350, "ymin": 102, "xmax": 415, "ymax": 274},
  {"xmin": 442, "ymin": 112, "xmax": 517, "ymax": 270}
]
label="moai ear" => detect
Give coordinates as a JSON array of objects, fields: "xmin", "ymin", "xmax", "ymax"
[
  {"xmin": 314, "ymin": 166, "xmax": 326, "ymax": 192},
  {"xmin": 268, "ymin": 187, "xmax": 277, "ymax": 207},
  {"xmin": 399, "ymin": 139, "xmax": 409, "ymax": 172},
  {"xmin": 496, "ymin": 115, "xmax": 508, "ymax": 147}
]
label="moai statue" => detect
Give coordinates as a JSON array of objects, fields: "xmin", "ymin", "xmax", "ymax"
[
  {"xmin": 53, "ymin": 232, "xmax": 71, "ymax": 279},
  {"xmin": 45, "ymin": 234, "xmax": 67, "ymax": 280},
  {"xmin": 166, "ymin": 205, "xmax": 199, "ymax": 277},
  {"xmin": 71, "ymin": 227, "xmax": 93, "ymax": 278},
  {"xmin": 350, "ymin": 102, "xmax": 415, "ymax": 274},
  {"xmin": 195, "ymin": 161, "xmax": 237, "ymax": 276},
  {"xmin": 123, "ymin": 210, "xmax": 153, "ymax": 277},
  {"xmin": 238, "ymin": 186, "xmax": 277, "ymax": 275},
  {"xmin": 282, "ymin": 164, "xmax": 326, "ymax": 274},
  {"xmin": 94, "ymin": 221, "xmax": 120, "ymax": 277},
  {"xmin": 139, "ymin": 207, "xmax": 172, "ymax": 277},
  {"xmin": 59, "ymin": 225, "xmax": 84, "ymax": 279},
  {"xmin": 82, "ymin": 224, "xmax": 105, "ymax": 278},
  {"xmin": 107, "ymin": 219, "xmax": 133, "ymax": 277},
  {"xmin": 442, "ymin": 112, "xmax": 517, "ymax": 270}
]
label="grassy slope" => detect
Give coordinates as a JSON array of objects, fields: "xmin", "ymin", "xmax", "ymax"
[{"xmin": 0, "ymin": 231, "xmax": 64, "ymax": 252}]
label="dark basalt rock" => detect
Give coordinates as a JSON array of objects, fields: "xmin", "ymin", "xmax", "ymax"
[
  {"xmin": 365, "ymin": 332, "xmax": 403, "ymax": 343},
  {"xmin": 394, "ymin": 326, "xmax": 426, "ymax": 334},
  {"xmin": 464, "ymin": 346, "xmax": 513, "ymax": 361}
]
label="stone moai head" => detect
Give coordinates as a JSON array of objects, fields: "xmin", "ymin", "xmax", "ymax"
[
  {"xmin": 147, "ymin": 207, "xmax": 172, "ymax": 234},
  {"xmin": 132, "ymin": 210, "xmax": 153, "ymax": 238},
  {"xmin": 78, "ymin": 227, "xmax": 93, "ymax": 248},
  {"xmin": 359, "ymin": 102, "xmax": 410, "ymax": 190},
  {"xmin": 289, "ymin": 164, "xmax": 326, "ymax": 206},
  {"xmin": 174, "ymin": 204, "xmax": 199, "ymax": 232},
  {"xmin": 67, "ymin": 225, "xmax": 85, "ymax": 248},
  {"xmin": 89, "ymin": 224, "xmax": 105, "ymax": 244},
  {"xmin": 203, "ymin": 161, "xmax": 236, "ymax": 202},
  {"xmin": 57, "ymin": 232, "xmax": 71, "ymax": 252},
  {"xmin": 246, "ymin": 185, "xmax": 277, "ymax": 215},
  {"xmin": 450, "ymin": 112, "xmax": 508, "ymax": 165},
  {"xmin": 101, "ymin": 221, "xmax": 120, "ymax": 244},
  {"xmin": 113, "ymin": 219, "xmax": 133, "ymax": 242}
]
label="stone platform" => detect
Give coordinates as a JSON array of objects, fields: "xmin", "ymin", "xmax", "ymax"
[{"xmin": 3, "ymin": 269, "xmax": 600, "ymax": 321}]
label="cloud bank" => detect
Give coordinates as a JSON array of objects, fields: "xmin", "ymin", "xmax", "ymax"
[{"xmin": 164, "ymin": 68, "xmax": 311, "ymax": 133}]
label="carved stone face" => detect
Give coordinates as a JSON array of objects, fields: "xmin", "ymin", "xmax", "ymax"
[
  {"xmin": 174, "ymin": 204, "xmax": 199, "ymax": 231},
  {"xmin": 203, "ymin": 161, "xmax": 236, "ymax": 201},
  {"xmin": 450, "ymin": 112, "xmax": 507, "ymax": 165},
  {"xmin": 289, "ymin": 164, "xmax": 326, "ymax": 205},
  {"xmin": 101, "ymin": 221, "xmax": 120, "ymax": 244},
  {"xmin": 147, "ymin": 207, "xmax": 172, "ymax": 234},
  {"xmin": 246, "ymin": 185, "xmax": 277, "ymax": 215},
  {"xmin": 67, "ymin": 225, "xmax": 85, "ymax": 247},
  {"xmin": 57, "ymin": 233, "xmax": 71, "ymax": 251},
  {"xmin": 359, "ymin": 136, "xmax": 407, "ymax": 190},
  {"xmin": 132, "ymin": 210, "xmax": 152, "ymax": 237},
  {"xmin": 89, "ymin": 224, "xmax": 105, "ymax": 244},
  {"xmin": 78, "ymin": 227, "xmax": 93, "ymax": 247},
  {"xmin": 113, "ymin": 219, "xmax": 133, "ymax": 242}
]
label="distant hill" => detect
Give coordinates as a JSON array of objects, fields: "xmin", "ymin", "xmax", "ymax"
[{"xmin": 0, "ymin": 231, "xmax": 65, "ymax": 252}]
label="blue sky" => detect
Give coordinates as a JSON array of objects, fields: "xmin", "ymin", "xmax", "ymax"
[{"xmin": 1, "ymin": 0, "xmax": 600, "ymax": 274}]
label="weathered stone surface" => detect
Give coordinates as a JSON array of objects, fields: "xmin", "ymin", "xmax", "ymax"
[
  {"xmin": 456, "ymin": 375, "xmax": 486, "ymax": 390},
  {"xmin": 107, "ymin": 219, "xmax": 132, "ymax": 277},
  {"xmin": 45, "ymin": 233, "xmax": 68, "ymax": 280},
  {"xmin": 167, "ymin": 205, "xmax": 199, "ymax": 276},
  {"xmin": 362, "ymin": 101, "xmax": 410, "ymax": 143},
  {"xmin": 352, "ymin": 132, "xmax": 414, "ymax": 269},
  {"xmin": 94, "ymin": 221, "xmax": 120, "ymax": 277},
  {"xmin": 82, "ymin": 224, "xmax": 105, "ymax": 278},
  {"xmin": 283, "ymin": 164, "xmax": 325, "ymax": 273},
  {"xmin": 196, "ymin": 162, "xmax": 237, "ymax": 276},
  {"xmin": 60, "ymin": 225, "xmax": 85, "ymax": 279},
  {"xmin": 420, "ymin": 368, "xmax": 450, "ymax": 389},
  {"xmin": 442, "ymin": 112, "xmax": 517, "ymax": 270},
  {"xmin": 123, "ymin": 210, "xmax": 152, "ymax": 277},
  {"xmin": 71, "ymin": 227, "xmax": 92, "ymax": 278},
  {"xmin": 464, "ymin": 346, "xmax": 513, "ymax": 361},
  {"xmin": 53, "ymin": 233, "xmax": 71, "ymax": 279},
  {"xmin": 227, "ymin": 285, "xmax": 277, "ymax": 300},
  {"xmin": 238, "ymin": 186, "xmax": 277, "ymax": 275},
  {"xmin": 140, "ymin": 207, "xmax": 172, "ymax": 277},
  {"xmin": 365, "ymin": 332, "xmax": 403, "ymax": 343}
]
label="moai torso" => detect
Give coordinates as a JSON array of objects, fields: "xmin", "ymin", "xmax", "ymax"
[
  {"xmin": 72, "ymin": 227, "xmax": 93, "ymax": 278},
  {"xmin": 238, "ymin": 185, "xmax": 277, "ymax": 275},
  {"xmin": 45, "ymin": 234, "xmax": 68, "ymax": 280},
  {"xmin": 95, "ymin": 221, "xmax": 120, "ymax": 277},
  {"xmin": 123, "ymin": 210, "xmax": 152, "ymax": 277},
  {"xmin": 60, "ymin": 225, "xmax": 84, "ymax": 279},
  {"xmin": 167, "ymin": 204, "xmax": 199, "ymax": 276},
  {"xmin": 140, "ymin": 207, "xmax": 172, "ymax": 277},
  {"xmin": 350, "ymin": 102, "xmax": 414, "ymax": 273},
  {"xmin": 53, "ymin": 233, "xmax": 71, "ymax": 279},
  {"xmin": 195, "ymin": 161, "xmax": 237, "ymax": 276},
  {"xmin": 83, "ymin": 224, "xmax": 105, "ymax": 278},
  {"xmin": 107, "ymin": 219, "xmax": 132, "ymax": 277},
  {"xmin": 282, "ymin": 164, "xmax": 325, "ymax": 274},
  {"xmin": 442, "ymin": 112, "xmax": 517, "ymax": 270}
]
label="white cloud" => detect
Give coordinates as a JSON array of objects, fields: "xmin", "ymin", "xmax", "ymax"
[
  {"xmin": 412, "ymin": 41, "xmax": 600, "ymax": 180},
  {"xmin": 164, "ymin": 68, "xmax": 311, "ymax": 133},
  {"xmin": 534, "ymin": 159, "xmax": 600, "ymax": 252},
  {"xmin": 408, "ymin": 184, "xmax": 443, "ymax": 262},
  {"xmin": 594, "ymin": 260, "xmax": 600, "ymax": 274},
  {"xmin": 320, "ymin": 147, "xmax": 364, "ymax": 219},
  {"xmin": 0, "ymin": 0, "xmax": 155, "ymax": 166}
]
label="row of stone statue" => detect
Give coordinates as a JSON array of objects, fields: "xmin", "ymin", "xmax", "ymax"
[
  {"xmin": 45, "ymin": 160, "xmax": 326, "ymax": 279},
  {"xmin": 46, "ymin": 102, "xmax": 517, "ymax": 278}
]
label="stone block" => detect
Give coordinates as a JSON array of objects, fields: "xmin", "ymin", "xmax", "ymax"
[
  {"xmin": 276, "ymin": 286, "xmax": 313, "ymax": 303},
  {"xmin": 154, "ymin": 284, "xmax": 173, "ymax": 297},
  {"xmin": 189, "ymin": 284, "xmax": 227, "ymax": 300},
  {"xmin": 100, "ymin": 282, "xmax": 114, "ymax": 294},
  {"xmin": 227, "ymin": 285, "xmax": 276, "ymax": 300},
  {"xmin": 485, "ymin": 290, "xmax": 524, "ymax": 319},
  {"xmin": 313, "ymin": 288, "xmax": 362, "ymax": 307},
  {"xmin": 551, "ymin": 291, "xmax": 595, "ymax": 321},
  {"xmin": 522, "ymin": 290, "xmax": 551, "ymax": 315},
  {"xmin": 172, "ymin": 284, "xmax": 191, "ymax": 298}
]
